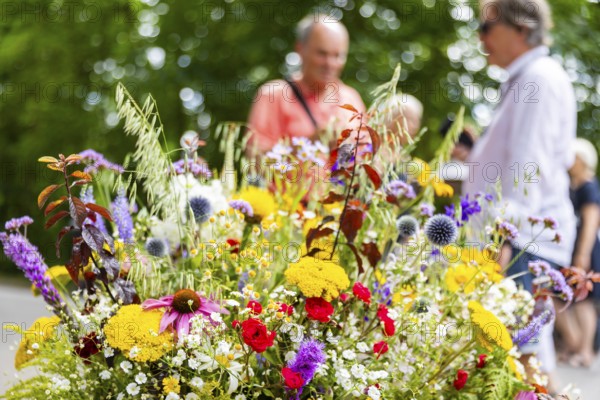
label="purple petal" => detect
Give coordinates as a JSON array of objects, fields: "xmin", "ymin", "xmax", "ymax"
[
  {"xmin": 141, "ymin": 296, "xmax": 174, "ymax": 310},
  {"xmin": 159, "ymin": 309, "xmax": 179, "ymax": 333},
  {"xmin": 177, "ymin": 313, "xmax": 192, "ymax": 336}
]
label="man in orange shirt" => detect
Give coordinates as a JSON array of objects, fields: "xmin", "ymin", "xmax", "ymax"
[{"xmin": 247, "ymin": 13, "xmax": 366, "ymax": 156}]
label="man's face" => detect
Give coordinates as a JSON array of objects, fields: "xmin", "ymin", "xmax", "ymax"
[
  {"xmin": 479, "ymin": 8, "xmax": 525, "ymax": 68},
  {"xmin": 297, "ymin": 23, "xmax": 349, "ymax": 86}
]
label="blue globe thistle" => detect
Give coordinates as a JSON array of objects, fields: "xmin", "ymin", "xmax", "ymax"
[
  {"xmin": 189, "ymin": 196, "xmax": 212, "ymax": 223},
  {"xmin": 396, "ymin": 215, "xmax": 418, "ymax": 239},
  {"xmin": 424, "ymin": 214, "xmax": 457, "ymax": 246},
  {"xmin": 145, "ymin": 238, "xmax": 167, "ymax": 257}
]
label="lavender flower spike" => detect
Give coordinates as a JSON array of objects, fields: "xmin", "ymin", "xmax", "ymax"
[
  {"xmin": 288, "ymin": 338, "xmax": 326, "ymax": 384},
  {"xmin": 0, "ymin": 228, "xmax": 63, "ymax": 313},
  {"xmin": 512, "ymin": 309, "xmax": 554, "ymax": 347},
  {"xmin": 111, "ymin": 189, "xmax": 135, "ymax": 243}
]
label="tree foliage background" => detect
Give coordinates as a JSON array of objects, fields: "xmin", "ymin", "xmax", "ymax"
[{"xmin": 1, "ymin": 0, "xmax": 599, "ymax": 273}]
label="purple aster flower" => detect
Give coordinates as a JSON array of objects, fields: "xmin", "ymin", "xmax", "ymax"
[
  {"xmin": 385, "ymin": 180, "xmax": 416, "ymax": 200},
  {"xmin": 229, "ymin": 199, "xmax": 254, "ymax": 217},
  {"xmin": 80, "ymin": 187, "xmax": 108, "ymax": 235},
  {"xmin": 514, "ymin": 391, "xmax": 538, "ymax": 400},
  {"xmin": 543, "ymin": 217, "xmax": 558, "ymax": 230},
  {"xmin": 78, "ymin": 149, "xmax": 124, "ymax": 174},
  {"xmin": 171, "ymin": 158, "xmax": 212, "ymax": 179},
  {"xmin": 287, "ymin": 339, "xmax": 326, "ymax": 384},
  {"xmin": 111, "ymin": 190, "xmax": 134, "ymax": 243},
  {"xmin": 0, "ymin": 228, "xmax": 63, "ymax": 313},
  {"xmin": 498, "ymin": 221, "xmax": 519, "ymax": 240},
  {"xmin": 419, "ymin": 203, "xmax": 435, "ymax": 217},
  {"xmin": 546, "ymin": 269, "xmax": 573, "ymax": 302},
  {"xmin": 512, "ymin": 309, "xmax": 554, "ymax": 347},
  {"xmin": 528, "ymin": 260, "xmax": 551, "ymax": 277},
  {"xmin": 4, "ymin": 216, "xmax": 33, "ymax": 231}
]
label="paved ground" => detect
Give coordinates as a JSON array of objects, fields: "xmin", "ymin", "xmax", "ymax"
[{"xmin": 1, "ymin": 283, "xmax": 599, "ymax": 398}]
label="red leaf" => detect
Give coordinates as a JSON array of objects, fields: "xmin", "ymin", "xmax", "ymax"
[
  {"xmin": 344, "ymin": 243, "xmax": 364, "ymax": 274},
  {"xmin": 361, "ymin": 242, "xmax": 382, "ymax": 268},
  {"xmin": 362, "ymin": 164, "xmax": 382, "ymax": 189},
  {"xmin": 306, "ymin": 227, "xmax": 335, "ymax": 250},
  {"xmin": 322, "ymin": 191, "xmax": 346, "ymax": 204},
  {"xmin": 366, "ymin": 125, "xmax": 381, "ymax": 155},
  {"xmin": 44, "ymin": 210, "xmax": 69, "ymax": 229},
  {"xmin": 86, "ymin": 203, "xmax": 113, "ymax": 222},
  {"xmin": 44, "ymin": 196, "xmax": 67, "ymax": 216},
  {"xmin": 340, "ymin": 129, "xmax": 352, "ymax": 139},
  {"xmin": 38, "ymin": 184, "xmax": 60, "ymax": 209},
  {"xmin": 340, "ymin": 208, "xmax": 363, "ymax": 243},
  {"xmin": 70, "ymin": 196, "xmax": 87, "ymax": 226},
  {"xmin": 339, "ymin": 104, "xmax": 358, "ymax": 113},
  {"xmin": 55, "ymin": 226, "xmax": 73, "ymax": 258}
]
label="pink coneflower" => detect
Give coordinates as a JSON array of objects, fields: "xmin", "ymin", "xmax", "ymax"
[{"xmin": 142, "ymin": 289, "xmax": 229, "ymax": 335}]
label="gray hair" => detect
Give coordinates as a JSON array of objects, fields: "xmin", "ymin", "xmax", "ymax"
[
  {"xmin": 481, "ymin": 0, "xmax": 553, "ymax": 46},
  {"xmin": 296, "ymin": 12, "xmax": 347, "ymax": 44}
]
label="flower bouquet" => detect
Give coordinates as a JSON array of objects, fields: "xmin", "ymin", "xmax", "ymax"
[{"xmin": 1, "ymin": 76, "xmax": 591, "ymax": 400}]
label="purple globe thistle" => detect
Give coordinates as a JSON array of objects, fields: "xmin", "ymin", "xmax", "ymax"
[
  {"xmin": 145, "ymin": 238, "xmax": 168, "ymax": 257},
  {"xmin": 396, "ymin": 215, "xmax": 418, "ymax": 238},
  {"xmin": 189, "ymin": 196, "xmax": 212, "ymax": 224},
  {"xmin": 0, "ymin": 228, "xmax": 63, "ymax": 313},
  {"xmin": 287, "ymin": 339, "xmax": 326, "ymax": 384},
  {"xmin": 111, "ymin": 190, "xmax": 134, "ymax": 243},
  {"xmin": 424, "ymin": 214, "xmax": 457, "ymax": 246}
]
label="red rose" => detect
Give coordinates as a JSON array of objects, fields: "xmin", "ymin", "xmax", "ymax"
[
  {"xmin": 247, "ymin": 300, "xmax": 262, "ymax": 314},
  {"xmin": 382, "ymin": 318, "xmax": 395, "ymax": 336},
  {"xmin": 232, "ymin": 320, "xmax": 241, "ymax": 329},
  {"xmin": 241, "ymin": 318, "xmax": 276, "ymax": 353},
  {"xmin": 339, "ymin": 293, "xmax": 349, "ymax": 302},
  {"xmin": 353, "ymin": 282, "xmax": 371, "ymax": 304},
  {"xmin": 227, "ymin": 238, "xmax": 240, "ymax": 254},
  {"xmin": 477, "ymin": 354, "xmax": 487, "ymax": 369},
  {"xmin": 373, "ymin": 341, "xmax": 389, "ymax": 358},
  {"xmin": 278, "ymin": 302, "xmax": 294, "ymax": 316},
  {"xmin": 282, "ymin": 367, "xmax": 304, "ymax": 389},
  {"xmin": 453, "ymin": 369, "xmax": 468, "ymax": 390},
  {"xmin": 376, "ymin": 304, "xmax": 389, "ymax": 320},
  {"xmin": 305, "ymin": 297, "xmax": 334, "ymax": 323}
]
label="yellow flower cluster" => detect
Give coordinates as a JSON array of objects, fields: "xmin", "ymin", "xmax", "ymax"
[
  {"xmin": 468, "ymin": 301, "xmax": 513, "ymax": 352},
  {"xmin": 163, "ymin": 376, "xmax": 181, "ymax": 394},
  {"xmin": 412, "ymin": 158, "xmax": 454, "ymax": 197},
  {"xmin": 445, "ymin": 263, "xmax": 481, "ymax": 294},
  {"xmin": 237, "ymin": 186, "xmax": 277, "ymax": 221},
  {"xmin": 104, "ymin": 305, "xmax": 173, "ymax": 362},
  {"xmin": 14, "ymin": 315, "xmax": 60, "ymax": 369},
  {"xmin": 285, "ymin": 256, "xmax": 350, "ymax": 301}
]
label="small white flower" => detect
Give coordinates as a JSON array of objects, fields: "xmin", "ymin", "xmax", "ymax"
[
  {"xmin": 210, "ymin": 312, "xmax": 223, "ymax": 323},
  {"xmin": 31, "ymin": 343, "xmax": 39, "ymax": 350},
  {"xmin": 165, "ymin": 393, "xmax": 180, "ymax": 400},
  {"xmin": 185, "ymin": 394, "xmax": 200, "ymax": 400},
  {"xmin": 99, "ymin": 370, "xmax": 111, "ymax": 380},
  {"xmin": 120, "ymin": 360, "xmax": 132, "ymax": 374},
  {"xmin": 342, "ymin": 350, "xmax": 356, "ymax": 360},
  {"xmin": 284, "ymin": 351, "xmax": 297, "ymax": 362},
  {"xmin": 116, "ymin": 394, "xmax": 124, "ymax": 400},
  {"xmin": 367, "ymin": 385, "xmax": 381, "ymax": 400},
  {"xmin": 234, "ymin": 395, "xmax": 246, "ymax": 400},
  {"xmin": 188, "ymin": 358, "xmax": 200, "ymax": 370},
  {"xmin": 351, "ymin": 364, "xmax": 366, "ymax": 380},
  {"xmin": 356, "ymin": 342, "xmax": 369, "ymax": 352},
  {"xmin": 189, "ymin": 377, "xmax": 204, "ymax": 389},
  {"xmin": 129, "ymin": 346, "xmax": 140, "ymax": 359},
  {"xmin": 126, "ymin": 382, "xmax": 140, "ymax": 396},
  {"xmin": 224, "ymin": 299, "xmax": 240, "ymax": 307},
  {"xmin": 134, "ymin": 372, "xmax": 147, "ymax": 384},
  {"xmin": 104, "ymin": 347, "xmax": 115, "ymax": 358}
]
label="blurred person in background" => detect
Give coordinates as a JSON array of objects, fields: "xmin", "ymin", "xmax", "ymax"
[
  {"xmin": 247, "ymin": 13, "xmax": 365, "ymax": 156},
  {"xmin": 457, "ymin": 0, "xmax": 577, "ymax": 392},
  {"xmin": 555, "ymin": 138, "xmax": 600, "ymax": 368}
]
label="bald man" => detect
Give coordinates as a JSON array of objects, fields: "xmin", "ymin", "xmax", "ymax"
[{"xmin": 247, "ymin": 14, "xmax": 365, "ymax": 155}]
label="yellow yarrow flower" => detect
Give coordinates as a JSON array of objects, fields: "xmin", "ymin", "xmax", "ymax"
[
  {"xmin": 14, "ymin": 316, "xmax": 60, "ymax": 369},
  {"xmin": 162, "ymin": 376, "xmax": 181, "ymax": 394},
  {"xmin": 284, "ymin": 256, "xmax": 350, "ymax": 301},
  {"xmin": 468, "ymin": 301, "xmax": 513, "ymax": 352},
  {"xmin": 445, "ymin": 263, "xmax": 481, "ymax": 294},
  {"xmin": 237, "ymin": 186, "xmax": 277, "ymax": 221},
  {"xmin": 104, "ymin": 305, "xmax": 173, "ymax": 362}
]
